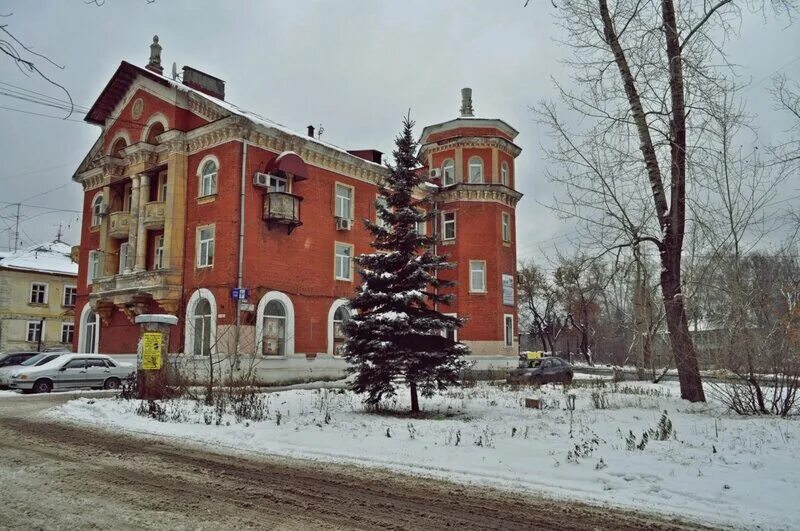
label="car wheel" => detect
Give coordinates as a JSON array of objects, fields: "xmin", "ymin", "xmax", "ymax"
[
  {"xmin": 33, "ymin": 379, "xmax": 52, "ymax": 394},
  {"xmin": 563, "ymin": 373, "xmax": 574, "ymax": 385},
  {"xmin": 103, "ymin": 377, "xmax": 121, "ymax": 390}
]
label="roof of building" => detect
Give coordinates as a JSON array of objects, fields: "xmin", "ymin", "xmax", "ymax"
[
  {"xmin": 0, "ymin": 241, "xmax": 78, "ymax": 277},
  {"xmin": 85, "ymin": 61, "xmax": 385, "ymax": 170}
]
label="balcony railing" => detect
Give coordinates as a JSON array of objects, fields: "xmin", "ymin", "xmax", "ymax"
[
  {"xmin": 108, "ymin": 211, "xmax": 131, "ymax": 239},
  {"xmin": 263, "ymin": 192, "xmax": 303, "ymax": 234},
  {"xmin": 142, "ymin": 201, "xmax": 166, "ymax": 229}
]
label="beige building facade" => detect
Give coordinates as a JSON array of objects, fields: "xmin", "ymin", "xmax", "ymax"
[{"xmin": 0, "ymin": 242, "xmax": 78, "ymax": 353}]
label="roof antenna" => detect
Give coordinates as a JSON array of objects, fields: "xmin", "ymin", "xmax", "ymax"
[
  {"xmin": 317, "ymin": 124, "xmax": 324, "ymax": 139},
  {"xmin": 171, "ymin": 62, "xmax": 179, "ymax": 81}
]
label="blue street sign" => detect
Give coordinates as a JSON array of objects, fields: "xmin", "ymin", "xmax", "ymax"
[{"xmin": 231, "ymin": 287, "xmax": 250, "ymax": 300}]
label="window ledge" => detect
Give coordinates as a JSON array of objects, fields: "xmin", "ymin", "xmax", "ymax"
[
  {"xmin": 28, "ymin": 302, "xmax": 48, "ymax": 307},
  {"xmin": 196, "ymin": 264, "xmax": 214, "ymax": 270},
  {"xmin": 197, "ymin": 194, "xmax": 217, "ymax": 204},
  {"xmin": 503, "ymin": 241, "xmax": 512, "ymax": 247},
  {"xmin": 335, "ymin": 278, "xmax": 352, "ymax": 283},
  {"xmin": 441, "ymin": 240, "xmax": 456, "ymax": 246},
  {"xmin": 469, "ymin": 290, "xmax": 488, "ymax": 295},
  {"xmin": 90, "ymin": 225, "xmax": 100, "ymax": 233}
]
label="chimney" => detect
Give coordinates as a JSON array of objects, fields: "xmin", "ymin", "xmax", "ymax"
[
  {"xmin": 307, "ymin": 125, "xmax": 315, "ymax": 138},
  {"xmin": 146, "ymin": 35, "xmax": 163, "ymax": 75},
  {"xmin": 182, "ymin": 66, "xmax": 226, "ymax": 100},
  {"xmin": 460, "ymin": 87, "xmax": 474, "ymax": 117}
]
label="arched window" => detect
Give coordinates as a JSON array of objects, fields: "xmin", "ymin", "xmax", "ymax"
[
  {"xmin": 185, "ymin": 289, "xmax": 217, "ymax": 357},
  {"xmin": 332, "ymin": 305, "xmax": 350, "ymax": 356},
  {"xmin": 442, "ymin": 159, "xmax": 455, "ymax": 186},
  {"xmin": 501, "ymin": 162, "xmax": 509, "ymax": 186},
  {"xmin": 263, "ymin": 300, "xmax": 287, "ymax": 356},
  {"xmin": 199, "ymin": 159, "xmax": 218, "ymax": 197},
  {"xmin": 111, "ymin": 137, "xmax": 127, "ymax": 157},
  {"xmin": 146, "ymin": 121, "xmax": 165, "ymax": 145},
  {"xmin": 468, "ymin": 156, "xmax": 483, "ymax": 184},
  {"xmin": 193, "ymin": 298, "xmax": 212, "ymax": 357},
  {"xmin": 91, "ymin": 194, "xmax": 104, "ymax": 227},
  {"xmin": 79, "ymin": 305, "xmax": 99, "ymax": 354}
]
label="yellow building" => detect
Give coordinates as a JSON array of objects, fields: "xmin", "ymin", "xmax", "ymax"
[{"xmin": 0, "ymin": 242, "xmax": 78, "ymax": 353}]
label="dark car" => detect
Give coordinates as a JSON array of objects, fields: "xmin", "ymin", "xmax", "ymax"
[
  {"xmin": 0, "ymin": 351, "xmax": 39, "ymax": 369},
  {"xmin": 507, "ymin": 357, "xmax": 574, "ymax": 385}
]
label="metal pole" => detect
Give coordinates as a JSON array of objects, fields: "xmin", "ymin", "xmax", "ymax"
[
  {"xmin": 13, "ymin": 203, "xmax": 20, "ymax": 252},
  {"xmin": 37, "ymin": 318, "xmax": 44, "ymax": 352}
]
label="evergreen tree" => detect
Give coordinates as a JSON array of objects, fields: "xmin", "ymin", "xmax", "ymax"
[{"xmin": 343, "ymin": 115, "xmax": 467, "ymax": 413}]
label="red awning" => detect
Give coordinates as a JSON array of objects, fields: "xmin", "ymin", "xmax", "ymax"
[{"xmin": 265, "ymin": 151, "xmax": 309, "ymax": 181}]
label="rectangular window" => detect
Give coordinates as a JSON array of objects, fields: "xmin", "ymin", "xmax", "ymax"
[
  {"xmin": 335, "ymin": 183, "xmax": 353, "ymax": 220},
  {"xmin": 442, "ymin": 160, "xmax": 456, "ymax": 186},
  {"xmin": 158, "ymin": 173, "xmax": 168, "ymax": 202},
  {"xmin": 502, "ymin": 212, "xmax": 511, "ymax": 243},
  {"xmin": 415, "ymin": 220, "xmax": 426, "ymax": 235},
  {"xmin": 197, "ymin": 226, "xmax": 215, "ymax": 268},
  {"xmin": 118, "ymin": 242, "xmax": 131, "ymax": 275},
  {"xmin": 442, "ymin": 212, "xmax": 456, "ymax": 240},
  {"xmin": 201, "ymin": 167, "xmax": 217, "ymax": 197},
  {"xmin": 504, "ymin": 314, "xmax": 514, "ymax": 347},
  {"xmin": 61, "ymin": 323, "xmax": 74, "ymax": 344},
  {"xmin": 269, "ymin": 174, "xmax": 288, "ymax": 193},
  {"xmin": 29, "ymin": 282, "xmax": 48, "ymax": 304},
  {"xmin": 88, "ymin": 251, "xmax": 101, "ymax": 284},
  {"xmin": 26, "ymin": 321, "xmax": 43, "ymax": 343},
  {"xmin": 63, "ymin": 285, "xmax": 77, "ymax": 307},
  {"xmin": 154, "ymin": 235, "xmax": 164, "ymax": 270},
  {"xmin": 375, "ymin": 195, "xmax": 389, "ymax": 228},
  {"xmin": 441, "ymin": 313, "xmax": 458, "ymax": 343},
  {"xmin": 470, "ymin": 260, "xmax": 486, "ymax": 293},
  {"xmin": 334, "ymin": 242, "xmax": 353, "ymax": 281}
]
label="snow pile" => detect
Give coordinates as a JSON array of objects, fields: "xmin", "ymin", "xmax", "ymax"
[{"xmin": 52, "ymin": 381, "xmax": 800, "ymax": 529}]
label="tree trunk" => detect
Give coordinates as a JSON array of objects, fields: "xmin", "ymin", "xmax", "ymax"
[
  {"xmin": 661, "ymin": 271, "xmax": 706, "ymax": 401},
  {"xmin": 410, "ymin": 381, "xmax": 419, "ymax": 413}
]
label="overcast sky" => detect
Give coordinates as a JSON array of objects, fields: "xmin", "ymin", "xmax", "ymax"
[{"xmin": 0, "ymin": 0, "xmax": 797, "ymax": 260}]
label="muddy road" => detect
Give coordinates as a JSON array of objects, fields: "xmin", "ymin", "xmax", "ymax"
[{"xmin": 0, "ymin": 394, "xmax": 704, "ymax": 530}]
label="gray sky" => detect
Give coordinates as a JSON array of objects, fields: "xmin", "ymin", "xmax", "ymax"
[{"xmin": 0, "ymin": 0, "xmax": 797, "ymax": 259}]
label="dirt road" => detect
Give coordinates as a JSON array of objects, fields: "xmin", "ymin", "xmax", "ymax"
[{"xmin": 0, "ymin": 394, "xmax": 704, "ymax": 530}]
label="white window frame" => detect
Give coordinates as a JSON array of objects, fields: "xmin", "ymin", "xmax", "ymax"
[
  {"xmin": 269, "ymin": 174, "xmax": 288, "ymax": 193},
  {"xmin": 335, "ymin": 182, "xmax": 354, "ymax": 220},
  {"xmin": 61, "ymin": 322, "xmax": 74, "ymax": 344},
  {"xmin": 154, "ymin": 235, "xmax": 164, "ymax": 270},
  {"xmin": 91, "ymin": 193, "xmax": 104, "ymax": 227},
  {"xmin": 158, "ymin": 173, "xmax": 168, "ymax": 202},
  {"xmin": 29, "ymin": 282, "xmax": 48, "ymax": 304},
  {"xmin": 442, "ymin": 211, "xmax": 456, "ymax": 241},
  {"xmin": 198, "ymin": 158, "xmax": 218, "ymax": 198},
  {"xmin": 123, "ymin": 182, "xmax": 132, "ymax": 212},
  {"xmin": 502, "ymin": 212, "xmax": 511, "ymax": 243},
  {"xmin": 88, "ymin": 250, "xmax": 101, "ymax": 284},
  {"xmin": 63, "ymin": 285, "xmax": 77, "ymax": 307},
  {"xmin": 442, "ymin": 159, "xmax": 456, "ymax": 186},
  {"xmin": 255, "ymin": 291, "xmax": 295, "ymax": 357},
  {"xmin": 196, "ymin": 225, "xmax": 215, "ymax": 268},
  {"xmin": 441, "ymin": 312, "xmax": 458, "ymax": 343},
  {"xmin": 184, "ymin": 289, "xmax": 217, "ymax": 357},
  {"xmin": 118, "ymin": 242, "xmax": 131, "ymax": 274},
  {"xmin": 327, "ymin": 298, "xmax": 350, "ymax": 356},
  {"xmin": 79, "ymin": 305, "xmax": 99, "ymax": 354},
  {"xmin": 26, "ymin": 321, "xmax": 43, "ymax": 343},
  {"xmin": 375, "ymin": 195, "xmax": 389, "ymax": 228},
  {"xmin": 501, "ymin": 161, "xmax": 510, "ymax": 186},
  {"xmin": 468, "ymin": 156, "xmax": 484, "ymax": 184},
  {"xmin": 469, "ymin": 260, "xmax": 487, "ymax": 293},
  {"xmin": 334, "ymin": 242, "xmax": 353, "ymax": 281},
  {"xmin": 504, "ymin": 314, "xmax": 514, "ymax": 347},
  {"xmin": 415, "ymin": 219, "xmax": 427, "ymax": 235}
]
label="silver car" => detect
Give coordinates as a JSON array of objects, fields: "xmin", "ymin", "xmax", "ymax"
[
  {"xmin": 0, "ymin": 352, "xmax": 68, "ymax": 388},
  {"xmin": 10, "ymin": 354, "xmax": 135, "ymax": 394}
]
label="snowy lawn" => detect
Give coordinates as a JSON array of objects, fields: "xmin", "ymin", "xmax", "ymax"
[{"xmin": 51, "ymin": 380, "xmax": 798, "ymax": 529}]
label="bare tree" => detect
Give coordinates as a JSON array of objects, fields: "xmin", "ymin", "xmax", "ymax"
[
  {"xmin": 536, "ymin": 0, "xmax": 794, "ymax": 401},
  {"xmin": 518, "ymin": 260, "xmax": 566, "ymax": 352}
]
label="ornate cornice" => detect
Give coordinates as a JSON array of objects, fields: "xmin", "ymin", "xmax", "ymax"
[
  {"xmin": 435, "ymin": 183, "xmax": 523, "ymax": 208},
  {"xmin": 123, "ymin": 142, "xmax": 159, "ymax": 168},
  {"xmin": 419, "ymin": 136, "xmax": 522, "ymax": 159},
  {"xmin": 188, "ymin": 93, "xmax": 227, "ymax": 122}
]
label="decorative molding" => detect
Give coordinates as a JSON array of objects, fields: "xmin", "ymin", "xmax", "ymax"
[
  {"xmin": 436, "ymin": 183, "xmax": 523, "ymax": 207},
  {"xmin": 419, "ymin": 136, "xmax": 522, "ymax": 159}
]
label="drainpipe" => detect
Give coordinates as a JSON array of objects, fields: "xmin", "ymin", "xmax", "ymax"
[{"xmin": 235, "ymin": 138, "xmax": 248, "ymax": 367}]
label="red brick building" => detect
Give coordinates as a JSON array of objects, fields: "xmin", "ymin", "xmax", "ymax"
[{"xmin": 72, "ymin": 38, "xmax": 522, "ymax": 378}]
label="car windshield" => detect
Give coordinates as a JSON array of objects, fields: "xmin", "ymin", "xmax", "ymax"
[
  {"xmin": 20, "ymin": 354, "xmax": 47, "ymax": 366},
  {"xmin": 528, "ymin": 360, "xmax": 542, "ymax": 368}
]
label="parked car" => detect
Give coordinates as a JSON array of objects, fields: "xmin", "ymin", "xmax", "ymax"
[
  {"xmin": 9, "ymin": 354, "xmax": 135, "ymax": 394},
  {"xmin": 506, "ymin": 357, "xmax": 574, "ymax": 385},
  {"xmin": 0, "ymin": 351, "xmax": 39, "ymax": 369},
  {"xmin": 0, "ymin": 352, "xmax": 68, "ymax": 388}
]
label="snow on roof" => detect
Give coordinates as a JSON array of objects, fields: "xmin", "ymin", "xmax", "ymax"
[
  {"xmin": 127, "ymin": 63, "xmax": 386, "ymax": 171},
  {"xmin": 0, "ymin": 241, "xmax": 77, "ymax": 277}
]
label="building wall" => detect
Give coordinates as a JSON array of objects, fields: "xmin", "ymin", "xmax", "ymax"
[{"xmin": 0, "ymin": 269, "xmax": 77, "ymax": 352}]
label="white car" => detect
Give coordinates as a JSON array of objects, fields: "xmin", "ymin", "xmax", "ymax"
[
  {"xmin": 10, "ymin": 354, "xmax": 135, "ymax": 394},
  {"xmin": 0, "ymin": 352, "xmax": 68, "ymax": 388}
]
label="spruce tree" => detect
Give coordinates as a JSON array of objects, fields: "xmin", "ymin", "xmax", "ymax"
[{"xmin": 343, "ymin": 115, "xmax": 467, "ymax": 413}]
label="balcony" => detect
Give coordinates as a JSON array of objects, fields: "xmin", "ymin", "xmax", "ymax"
[
  {"xmin": 263, "ymin": 192, "xmax": 303, "ymax": 234},
  {"xmin": 108, "ymin": 211, "xmax": 131, "ymax": 239},
  {"xmin": 90, "ymin": 269, "xmax": 182, "ymax": 315},
  {"xmin": 142, "ymin": 201, "xmax": 166, "ymax": 229}
]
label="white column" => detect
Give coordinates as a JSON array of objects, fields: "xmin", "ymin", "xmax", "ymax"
[
  {"xmin": 134, "ymin": 174, "xmax": 150, "ymax": 271},
  {"xmin": 125, "ymin": 176, "xmax": 140, "ymax": 274}
]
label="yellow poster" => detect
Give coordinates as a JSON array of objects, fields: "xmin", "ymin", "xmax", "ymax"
[{"xmin": 141, "ymin": 332, "xmax": 163, "ymax": 370}]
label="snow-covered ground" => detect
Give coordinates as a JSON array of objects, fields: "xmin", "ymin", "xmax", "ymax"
[{"xmin": 51, "ymin": 380, "xmax": 799, "ymax": 529}]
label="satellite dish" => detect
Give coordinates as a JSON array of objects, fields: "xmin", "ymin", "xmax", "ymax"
[{"xmin": 171, "ymin": 62, "xmax": 178, "ymax": 80}]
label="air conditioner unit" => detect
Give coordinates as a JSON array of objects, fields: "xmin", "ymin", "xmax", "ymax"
[
  {"xmin": 335, "ymin": 217, "xmax": 352, "ymax": 231},
  {"xmin": 253, "ymin": 172, "xmax": 270, "ymax": 188},
  {"xmin": 429, "ymin": 168, "xmax": 442, "ymax": 179}
]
